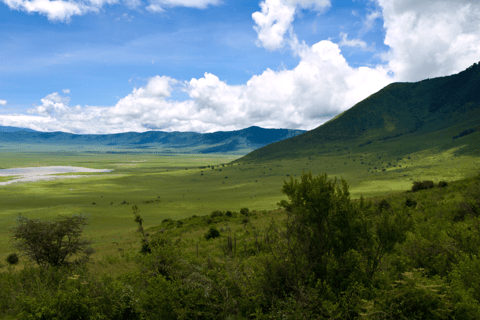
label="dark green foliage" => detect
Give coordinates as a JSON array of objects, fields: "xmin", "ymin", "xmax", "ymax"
[
  {"xmin": 438, "ymin": 180, "xmax": 448, "ymax": 188},
  {"xmin": 204, "ymin": 226, "xmax": 220, "ymax": 240},
  {"xmin": 276, "ymin": 171, "xmax": 409, "ymax": 296},
  {"xmin": 225, "ymin": 210, "xmax": 232, "ymax": 217},
  {"xmin": 412, "ymin": 180, "xmax": 435, "ymax": 192},
  {"xmin": 240, "ymin": 207, "xmax": 249, "ymax": 215},
  {"xmin": 10, "ymin": 214, "xmax": 94, "ymax": 267},
  {"xmin": 405, "ymin": 197, "xmax": 417, "ymax": 208},
  {"xmin": 377, "ymin": 198, "xmax": 391, "ymax": 211},
  {"xmin": 6, "ymin": 253, "xmax": 19, "ymax": 265},
  {"xmin": 210, "ymin": 210, "xmax": 223, "ymax": 218}
]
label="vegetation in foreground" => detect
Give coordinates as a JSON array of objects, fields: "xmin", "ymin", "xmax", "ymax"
[{"xmin": 2, "ymin": 170, "xmax": 480, "ymax": 319}]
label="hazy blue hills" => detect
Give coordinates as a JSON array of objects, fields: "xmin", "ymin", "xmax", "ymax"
[
  {"xmin": 0, "ymin": 126, "xmax": 37, "ymax": 133},
  {"xmin": 239, "ymin": 62, "xmax": 480, "ymax": 162},
  {"xmin": 0, "ymin": 126, "xmax": 305, "ymax": 154}
]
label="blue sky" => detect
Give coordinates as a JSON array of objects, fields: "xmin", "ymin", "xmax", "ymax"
[{"xmin": 1, "ymin": 0, "xmax": 479, "ymax": 133}]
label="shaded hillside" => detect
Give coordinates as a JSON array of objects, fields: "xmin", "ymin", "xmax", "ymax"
[
  {"xmin": 238, "ymin": 62, "xmax": 480, "ymax": 161},
  {"xmin": 0, "ymin": 126, "xmax": 305, "ymax": 154}
]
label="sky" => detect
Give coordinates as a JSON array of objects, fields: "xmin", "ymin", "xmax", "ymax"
[{"xmin": 0, "ymin": 0, "xmax": 479, "ymax": 134}]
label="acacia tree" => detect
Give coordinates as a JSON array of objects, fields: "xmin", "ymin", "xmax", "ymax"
[{"xmin": 10, "ymin": 214, "xmax": 94, "ymax": 267}]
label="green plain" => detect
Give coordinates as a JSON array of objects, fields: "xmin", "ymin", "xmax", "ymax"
[{"xmin": 0, "ymin": 131, "xmax": 479, "ymax": 262}]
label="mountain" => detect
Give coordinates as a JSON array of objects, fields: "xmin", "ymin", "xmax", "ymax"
[
  {"xmin": 0, "ymin": 126, "xmax": 37, "ymax": 133},
  {"xmin": 0, "ymin": 126, "xmax": 306, "ymax": 154},
  {"xmin": 237, "ymin": 62, "xmax": 480, "ymax": 162}
]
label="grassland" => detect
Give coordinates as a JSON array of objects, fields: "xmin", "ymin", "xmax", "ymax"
[{"xmin": 1, "ymin": 131, "xmax": 479, "ymax": 265}]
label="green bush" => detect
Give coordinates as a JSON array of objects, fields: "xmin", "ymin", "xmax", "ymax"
[
  {"xmin": 412, "ymin": 180, "xmax": 435, "ymax": 192},
  {"xmin": 438, "ymin": 180, "xmax": 448, "ymax": 188},
  {"xmin": 17, "ymin": 275, "xmax": 141, "ymax": 320},
  {"xmin": 377, "ymin": 199, "xmax": 391, "ymax": 211},
  {"xmin": 204, "ymin": 227, "xmax": 220, "ymax": 240},
  {"xmin": 405, "ymin": 197, "xmax": 417, "ymax": 208},
  {"xmin": 210, "ymin": 210, "xmax": 224, "ymax": 218},
  {"xmin": 6, "ymin": 252, "xmax": 19, "ymax": 265},
  {"xmin": 240, "ymin": 207, "xmax": 249, "ymax": 215}
]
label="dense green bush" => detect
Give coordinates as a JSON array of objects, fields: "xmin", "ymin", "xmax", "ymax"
[
  {"xmin": 438, "ymin": 180, "xmax": 448, "ymax": 188},
  {"xmin": 377, "ymin": 198, "xmax": 391, "ymax": 211},
  {"xmin": 210, "ymin": 210, "xmax": 224, "ymax": 218},
  {"xmin": 405, "ymin": 197, "xmax": 417, "ymax": 208},
  {"xmin": 412, "ymin": 180, "xmax": 435, "ymax": 192},
  {"xmin": 204, "ymin": 226, "xmax": 221, "ymax": 240},
  {"xmin": 6, "ymin": 253, "xmax": 19, "ymax": 265},
  {"xmin": 240, "ymin": 207, "xmax": 249, "ymax": 215}
]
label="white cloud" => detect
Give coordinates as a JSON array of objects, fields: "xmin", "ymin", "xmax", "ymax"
[
  {"xmin": 252, "ymin": 0, "xmax": 331, "ymax": 50},
  {"xmin": 146, "ymin": 0, "xmax": 220, "ymax": 12},
  {"xmin": 0, "ymin": 100, "xmax": 6, "ymax": 106},
  {"xmin": 2, "ymin": 0, "xmax": 220, "ymax": 22},
  {"xmin": 30, "ymin": 92, "xmax": 73, "ymax": 116},
  {"xmin": 1, "ymin": 0, "xmax": 117, "ymax": 22},
  {"xmin": 362, "ymin": 10, "xmax": 381, "ymax": 33},
  {"xmin": 338, "ymin": 32, "xmax": 368, "ymax": 50},
  {"xmin": 0, "ymin": 43, "xmax": 393, "ymax": 134},
  {"xmin": 62, "ymin": 89, "xmax": 70, "ymax": 94},
  {"xmin": 378, "ymin": 0, "xmax": 480, "ymax": 81}
]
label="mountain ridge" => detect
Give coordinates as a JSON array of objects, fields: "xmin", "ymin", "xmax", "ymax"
[{"xmin": 0, "ymin": 125, "xmax": 306, "ymax": 154}]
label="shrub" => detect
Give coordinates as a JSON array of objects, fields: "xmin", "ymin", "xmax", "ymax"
[
  {"xmin": 377, "ymin": 199, "xmax": 391, "ymax": 211},
  {"xmin": 405, "ymin": 197, "xmax": 417, "ymax": 208},
  {"xmin": 204, "ymin": 227, "xmax": 220, "ymax": 240},
  {"xmin": 240, "ymin": 208, "xmax": 249, "ymax": 215},
  {"xmin": 438, "ymin": 180, "xmax": 448, "ymax": 188},
  {"xmin": 210, "ymin": 210, "xmax": 224, "ymax": 218},
  {"xmin": 411, "ymin": 180, "xmax": 435, "ymax": 192},
  {"xmin": 225, "ymin": 211, "xmax": 232, "ymax": 217},
  {"xmin": 6, "ymin": 252, "xmax": 19, "ymax": 265}
]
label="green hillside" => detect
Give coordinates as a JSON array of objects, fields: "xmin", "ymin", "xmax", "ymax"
[{"xmin": 237, "ymin": 62, "xmax": 480, "ymax": 162}]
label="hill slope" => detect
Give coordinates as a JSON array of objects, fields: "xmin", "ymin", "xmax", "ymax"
[
  {"xmin": 0, "ymin": 126, "xmax": 305, "ymax": 154},
  {"xmin": 238, "ymin": 62, "xmax": 480, "ymax": 162}
]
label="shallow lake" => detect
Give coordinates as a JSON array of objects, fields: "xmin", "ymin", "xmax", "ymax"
[{"xmin": 0, "ymin": 166, "xmax": 112, "ymax": 186}]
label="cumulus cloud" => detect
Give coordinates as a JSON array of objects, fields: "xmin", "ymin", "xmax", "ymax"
[
  {"xmin": 2, "ymin": 0, "xmax": 220, "ymax": 22},
  {"xmin": 62, "ymin": 89, "xmax": 70, "ymax": 94},
  {"xmin": 0, "ymin": 43, "xmax": 393, "ymax": 134},
  {"xmin": 0, "ymin": 100, "xmax": 6, "ymax": 106},
  {"xmin": 252, "ymin": 0, "xmax": 331, "ymax": 50},
  {"xmin": 378, "ymin": 0, "xmax": 480, "ymax": 81}
]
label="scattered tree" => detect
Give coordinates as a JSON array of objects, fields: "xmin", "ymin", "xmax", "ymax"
[{"xmin": 10, "ymin": 214, "xmax": 94, "ymax": 267}]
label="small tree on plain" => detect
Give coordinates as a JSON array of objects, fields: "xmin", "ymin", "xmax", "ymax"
[{"xmin": 10, "ymin": 214, "xmax": 94, "ymax": 267}]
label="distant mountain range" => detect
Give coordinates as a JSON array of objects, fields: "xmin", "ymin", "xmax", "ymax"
[
  {"xmin": 239, "ymin": 61, "xmax": 480, "ymax": 162},
  {"xmin": 0, "ymin": 126, "xmax": 306, "ymax": 154}
]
